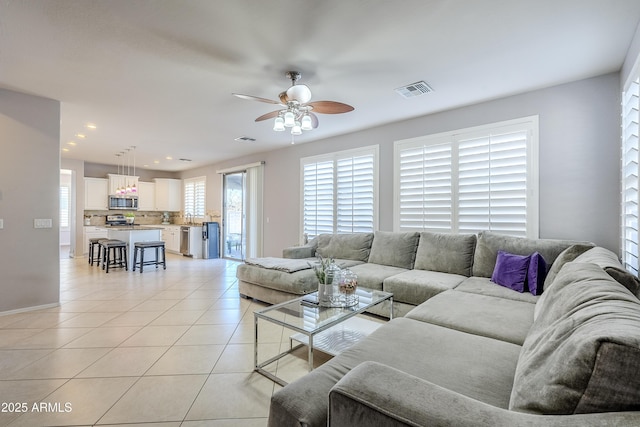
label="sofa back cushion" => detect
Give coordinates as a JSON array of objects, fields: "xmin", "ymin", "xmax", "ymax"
[
  {"xmin": 414, "ymin": 232, "xmax": 476, "ymax": 276},
  {"xmin": 542, "ymin": 243, "xmax": 594, "ymax": 291},
  {"xmin": 510, "ymin": 262, "xmax": 640, "ymax": 415},
  {"xmin": 367, "ymin": 231, "xmax": 419, "ymax": 269},
  {"xmin": 573, "ymin": 246, "xmax": 640, "ymax": 296},
  {"xmin": 315, "ymin": 233, "xmax": 374, "ymax": 262},
  {"xmin": 472, "ymin": 231, "xmax": 578, "ymax": 278}
]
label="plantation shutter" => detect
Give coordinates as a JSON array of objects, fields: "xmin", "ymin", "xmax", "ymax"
[
  {"xmin": 622, "ymin": 76, "xmax": 640, "ymax": 275},
  {"xmin": 398, "ymin": 142, "xmax": 452, "ymax": 231},
  {"xmin": 395, "ymin": 117, "xmax": 537, "ymax": 237},
  {"xmin": 337, "ymin": 154, "xmax": 375, "ymax": 233},
  {"xmin": 302, "ymin": 146, "xmax": 378, "ymax": 240},
  {"xmin": 184, "ymin": 177, "xmax": 206, "ymax": 217},
  {"xmin": 458, "ymin": 129, "xmax": 528, "ymax": 236},
  {"xmin": 303, "ymin": 160, "xmax": 334, "ymax": 238}
]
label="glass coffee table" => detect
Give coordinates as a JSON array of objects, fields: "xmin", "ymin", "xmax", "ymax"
[{"xmin": 254, "ymin": 287, "xmax": 393, "ymax": 386}]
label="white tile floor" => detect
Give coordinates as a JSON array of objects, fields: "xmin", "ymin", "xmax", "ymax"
[{"xmin": 0, "ymin": 253, "xmax": 334, "ymax": 426}]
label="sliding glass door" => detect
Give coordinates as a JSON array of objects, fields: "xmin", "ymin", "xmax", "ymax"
[{"xmin": 223, "ymin": 172, "xmax": 246, "ymax": 260}]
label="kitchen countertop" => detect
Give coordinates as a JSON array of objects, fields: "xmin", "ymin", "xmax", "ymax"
[{"xmin": 96, "ymin": 226, "xmax": 165, "ymax": 231}]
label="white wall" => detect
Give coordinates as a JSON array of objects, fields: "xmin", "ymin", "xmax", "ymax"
[
  {"xmin": 622, "ymin": 20, "xmax": 640, "ymax": 86},
  {"xmin": 0, "ymin": 89, "xmax": 60, "ymax": 313},
  {"xmin": 195, "ymin": 73, "xmax": 621, "ymax": 256}
]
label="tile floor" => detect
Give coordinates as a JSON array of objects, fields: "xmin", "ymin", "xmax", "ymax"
[{"xmin": 0, "ymin": 253, "xmax": 336, "ymax": 426}]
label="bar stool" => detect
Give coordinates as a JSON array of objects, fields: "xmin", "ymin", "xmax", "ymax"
[
  {"xmin": 133, "ymin": 241, "xmax": 166, "ymax": 273},
  {"xmin": 88, "ymin": 237, "xmax": 104, "ymax": 265},
  {"xmin": 101, "ymin": 239, "xmax": 128, "ymax": 273}
]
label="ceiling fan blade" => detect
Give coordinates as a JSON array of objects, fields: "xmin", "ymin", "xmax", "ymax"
[
  {"xmin": 307, "ymin": 100, "xmax": 354, "ymax": 114},
  {"xmin": 309, "ymin": 112, "xmax": 319, "ymax": 129},
  {"xmin": 255, "ymin": 110, "xmax": 281, "ymax": 122},
  {"xmin": 233, "ymin": 93, "xmax": 283, "ymax": 105}
]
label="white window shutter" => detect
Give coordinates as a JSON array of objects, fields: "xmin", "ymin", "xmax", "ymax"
[
  {"xmin": 395, "ymin": 117, "xmax": 537, "ymax": 237},
  {"xmin": 622, "ymin": 76, "xmax": 640, "ymax": 275},
  {"xmin": 398, "ymin": 143, "xmax": 452, "ymax": 231},
  {"xmin": 337, "ymin": 154, "xmax": 375, "ymax": 233},
  {"xmin": 184, "ymin": 177, "xmax": 206, "ymax": 217},
  {"xmin": 458, "ymin": 130, "xmax": 528, "ymax": 236},
  {"xmin": 303, "ymin": 161, "xmax": 334, "ymax": 238}
]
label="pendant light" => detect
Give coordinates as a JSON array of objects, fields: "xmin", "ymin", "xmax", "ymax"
[{"xmin": 131, "ymin": 146, "xmax": 137, "ymax": 193}]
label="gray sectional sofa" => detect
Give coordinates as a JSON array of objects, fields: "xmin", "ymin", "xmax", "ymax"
[{"xmin": 236, "ymin": 231, "xmax": 640, "ymax": 426}]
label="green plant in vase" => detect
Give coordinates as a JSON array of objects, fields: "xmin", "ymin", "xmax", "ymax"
[
  {"xmin": 124, "ymin": 212, "xmax": 135, "ymax": 224},
  {"xmin": 311, "ymin": 256, "xmax": 336, "ymax": 284}
]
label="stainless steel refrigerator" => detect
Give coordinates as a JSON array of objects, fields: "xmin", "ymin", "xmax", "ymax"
[{"xmin": 202, "ymin": 222, "xmax": 220, "ymax": 259}]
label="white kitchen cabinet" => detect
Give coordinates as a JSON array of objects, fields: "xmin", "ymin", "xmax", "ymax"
[
  {"xmin": 83, "ymin": 226, "xmax": 109, "ymax": 255},
  {"xmin": 137, "ymin": 181, "xmax": 156, "ymax": 211},
  {"xmin": 154, "ymin": 178, "xmax": 182, "ymax": 212},
  {"xmin": 160, "ymin": 225, "xmax": 181, "ymax": 253},
  {"xmin": 108, "ymin": 174, "xmax": 139, "ymax": 195},
  {"xmin": 84, "ymin": 178, "xmax": 109, "ymax": 210}
]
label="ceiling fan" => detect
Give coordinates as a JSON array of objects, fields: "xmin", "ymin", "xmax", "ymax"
[{"xmin": 233, "ymin": 71, "xmax": 354, "ymax": 136}]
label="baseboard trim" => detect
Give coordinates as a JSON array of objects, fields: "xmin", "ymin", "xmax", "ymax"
[{"xmin": 0, "ymin": 302, "xmax": 61, "ymax": 317}]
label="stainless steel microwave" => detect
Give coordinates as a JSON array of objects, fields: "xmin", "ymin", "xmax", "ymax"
[{"xmin": 108, "ymin": 195, "xmax": 138, "ymax": 210}]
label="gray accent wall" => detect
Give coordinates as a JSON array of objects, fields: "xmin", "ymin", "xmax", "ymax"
[
  {"xmin": 0, "ymin": 89, "xmax": 60, "ymax": 313},
  {"xmin": 197, "ymin": 73, "xmax": 621, "ymax": 256}
]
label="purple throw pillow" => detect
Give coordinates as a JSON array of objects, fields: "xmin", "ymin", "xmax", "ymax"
[
  {"xmin": 527, "ymin": 252, "xmax": 547, "ymax": 296},
  {"xmin": 491, "ymin": 251, "xmax": 530, "ymax": 293}
]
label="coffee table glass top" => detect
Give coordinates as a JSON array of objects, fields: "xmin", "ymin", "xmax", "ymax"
[{"xmin": 255, "ymin": 287, "xmax": 393, "ymax": 334}]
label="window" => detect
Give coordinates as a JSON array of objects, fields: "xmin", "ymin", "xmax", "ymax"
[
  {"xmin": 184, "ymin": 177, "xmax": 206, "ymax": 218},
  {"xmin": 301, "ymin": 146, "xmax": 378, "ymax": 240},
  {"xmin": 60, "ymin": 185, "xmax": 70, "ymax": 228},
  {"xmin": 622, "ymin": 72, "xmax": 640, "ymax": 275},
  {"xmin": 394, "ymin": 117, "xmax": 539, "ymax": 238}
]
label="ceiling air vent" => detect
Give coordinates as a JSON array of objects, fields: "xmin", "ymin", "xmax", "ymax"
[
  {"xmin": 234, "ymin": 136, "xmax": 256, "ymax": 142},
  {"xmin": 179, "ymin": 158, "xmax": 192, "ymax": 162},
  {"xmin": 395, "ymin": 81, "xmax": 433, "ymax": 99}
]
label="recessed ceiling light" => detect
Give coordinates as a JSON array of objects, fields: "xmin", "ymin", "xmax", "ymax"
[
  {"xmin": 67, "ymin": 141, "xmax": 76, "ymax": 146},
  {"xmin": 166, "ymin": 156, "xmax": 173, "ymax": 160},
  {"xmin": 76, "ymin": 133, "xmax": 86, "ymax": 139},
  {"xmin": 154, "ymin": 160, "xmax": 160, "ymax": 164},
  {"xmin": 62, "ymin": 148, "xmax": 69, "ymax": 152},
  {"xmin": 143, "ymin": 164, "xmax": 149, "ymax": 167},
  {"xmin": 85, "ymin": 123, "xmax": 97, "ymax": 130}
]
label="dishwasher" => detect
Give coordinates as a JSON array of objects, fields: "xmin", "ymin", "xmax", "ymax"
[{"xmin": 180, "ymin": 226, "xmax": 192, "ymax": 256}]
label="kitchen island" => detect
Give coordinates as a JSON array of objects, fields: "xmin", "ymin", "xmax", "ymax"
[{"xmin": 104, "ymin": 226, "xmax": 163, "ymax": 268}]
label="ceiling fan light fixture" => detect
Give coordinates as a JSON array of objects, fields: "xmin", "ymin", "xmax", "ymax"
[
  {"xmin": 286, "ymin": 84, "xmax": 312, "ymax": 104},
  {"xmin": 283, "ymin": 111, "xmax": 295, "ymax": 127},
  {"xmin": 291, "ymin": 122, "xmax": 302, "ymax": 135},
  {"xmin": 273, "ymin": 116, "xmax": 285, "ymax": 131},
  {"xmin": 301, "ymin": 114, "xmax": 313, "ymax": 131}
]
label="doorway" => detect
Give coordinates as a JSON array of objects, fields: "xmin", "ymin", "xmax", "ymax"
[
  {"xmin": 223, "ymin": 172, "xmax": 246, "ymax": 260},
  {"xmin": 60, "ymin": 169, "xmax": 73, "ymax": 258}
]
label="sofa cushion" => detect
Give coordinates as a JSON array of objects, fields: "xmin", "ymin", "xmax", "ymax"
[
  {"xmin": 527, "ymin": 252, "xmax": 547, "ymax": 296},
  {"xmin": 510, "ymin": 262, "xmax": 640, "ymax": 415},
  {"xmin": 472, "ymin": 231, "xmax": 579, "ymax": 278},
  {"xmin": 269, "ymin": 318, "xmax": 522, "ymax": 427},
  {"xmin": 414, "ymin": 231, "xmax": 476, "ymax": 276},
  {"xmin": 367, "ymin": 231, "xmax": 419, "ymax": 269},
  {"xmin": 491, "ymin": 251, "xmax": 530, "ymax": 292},
  {"xmin": 383, "ymin": 270, "xmax": 466, "ymax": 306},
  {"xmin": 573, "ymin": 246, "xmax": 640, "ymax": 296},
  {"xmin": 406, "ymin": 291, "xmax": 535, "ymax": 345},
  {"xmin": 315, "ymin": 233, "xmax": 374, "ymax": 262},
  {"xmin": 236, "ymin": 262, "xmax": 319, "ymax": 295},
  {"xmin": 542, "ymin": 243, "xmax": 594, "ymax": 291},
  {"xmin": 349, "ymin": 263, "xmax": 408, "ymax": 291},
  {"xmin": 455, "ymin": 276, "xmax": 539, "ymax": 304}
]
